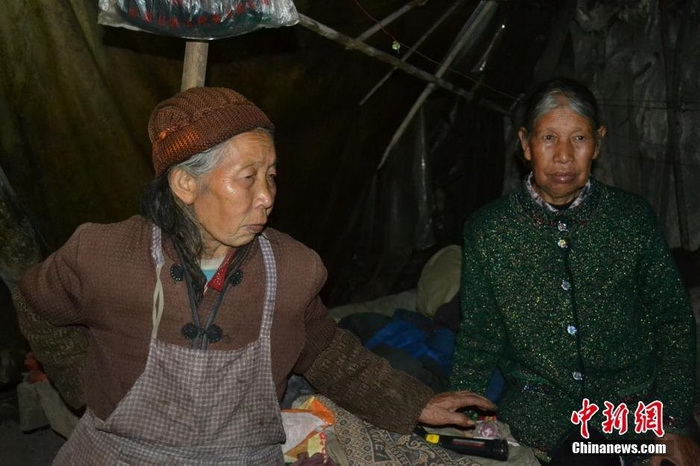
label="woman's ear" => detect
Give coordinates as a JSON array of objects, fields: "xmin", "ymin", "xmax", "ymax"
[
  {"xmin": 593, "ymin": 125, "xmax": 607, "ymax": 160},
  {"xmin": 597, "ymin": 125, "xmax": 607, "ymax": 140},
  {"xmin": 518, "ymin": 127, "xmax": 531, "ymax": 161},
  {"xmin": 168, "ymin": 168, "xmax": 198, "ymax": 205}
]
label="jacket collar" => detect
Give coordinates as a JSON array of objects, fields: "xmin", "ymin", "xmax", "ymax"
[{"xmin": 514, "ymin": 174, "xmax": 602, "ymax": 230}]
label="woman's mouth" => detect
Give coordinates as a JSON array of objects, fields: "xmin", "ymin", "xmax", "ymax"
[
  {"xmin": 549, "ymin": 172, "xmax": 577, "ymax": 184},
  {"xmin": 246, "ymin": 224, "xmax": 265, "ymax": 234}
]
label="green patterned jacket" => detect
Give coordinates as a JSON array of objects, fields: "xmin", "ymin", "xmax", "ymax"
[{"xmin": 450, "ymin": 176, "xmax": 696, "ymax": 459}]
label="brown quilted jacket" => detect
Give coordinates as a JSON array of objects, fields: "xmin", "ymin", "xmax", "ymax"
[{"xmin": 15, "ymin": 216, "xmax": 432, "ymax": 434}]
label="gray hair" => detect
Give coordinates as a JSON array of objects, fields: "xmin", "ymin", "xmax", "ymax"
[
  {"xmin": 520, "ymin": 77, "xmax": 602, "ymax": 139},
  {"xmin": 174, "ymin": 139, "xmax": 230, "ymax": 180},
  {"xmin": 175, "ymin": 127, "xmax": 274, "ymax": 180},
  {"xmin": 141, "ymin": 129, "xmax": 272, "ymax": 295}
]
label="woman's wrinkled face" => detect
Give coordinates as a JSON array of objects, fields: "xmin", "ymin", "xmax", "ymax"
[
  {"xmin": 519, "ymin": 107, "xmax": 606, "ymax": 206},
  {"xmin": 173, "ymin": 131, "xmax": 277, "ymax": 258}
]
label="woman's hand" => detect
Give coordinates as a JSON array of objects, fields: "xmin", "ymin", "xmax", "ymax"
[
  {"xmin": 418, "ymin": 390, "xmax": 497, "ymax": 428},
  {"xmin": 649, "ymin": 433, "xmax": 700, "ymax": 466}
]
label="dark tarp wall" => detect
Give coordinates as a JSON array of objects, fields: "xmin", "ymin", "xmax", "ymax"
[
  {"xmin": 0, "ymin": 0, "xmax": 531, "ymax": 307},
  {"xmin": 331, "ymin": 95, "xmax": 507, "ymax": 305},
  {"xmin": 1, "ymin": 0, "xmax": 699, "ymax": 312}
]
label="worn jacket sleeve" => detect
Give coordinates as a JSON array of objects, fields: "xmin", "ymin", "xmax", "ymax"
[
  {"xmin": 449, "ymin": 220, "xmax": 505, "ymax": 394},
  {"xmin": 639, "ymin": 206, "xmax": 696, "ymax": 435},
  {"xmin": 13, "ymin": 225, "xmax": 89, "ymax": 409},
  {"xmin": 295, "ymin": 249, "xmax": 433, "ymax": 434},
  {"xmin": 303, "ymin": 328, "xmax": 434, "ymax": 434}
]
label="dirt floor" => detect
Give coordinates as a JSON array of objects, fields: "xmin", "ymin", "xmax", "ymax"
[
  {"xmin": 0, "ymin": 389, "xmax": 65, "ymax": 465},
  {"xmin": 0, "ymin": 280, "xmax": 66, "ymax": 465}
]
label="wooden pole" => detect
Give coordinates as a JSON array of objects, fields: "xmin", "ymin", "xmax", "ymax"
[
  {"xmin": 377, "ymin": 0, "xmax": 500, "ymax": 169},
  {"xmin": 355, "ymin": 0, "xmax": 428, "ymax": 43},
  {"xmin": 298, "ymin": 14, "xmax": 508, "ymax": 116},
  {"xmin": 181, "ymin": 41, "xmax": 210, "ymax": 91},
  {"xmin": 360, "ymin": 0, "xmax": 469, "ymax": 105}
]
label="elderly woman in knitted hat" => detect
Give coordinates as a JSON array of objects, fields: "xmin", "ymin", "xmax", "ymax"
[
  {"xmin": 451, "ymin": 78, "xmax": 699, "ymax": 466},
  {"xmin": 14, "ymin": 87, "xmax": 494, "ymax": 464}
]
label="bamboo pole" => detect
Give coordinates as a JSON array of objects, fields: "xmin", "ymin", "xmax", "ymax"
[
  {"xmin": 377, "ymin": 0, "xmax": 500, "ymax": 170},
  {"xmin": 360, "ymin": 0, "xmax": 469, "ymax": 106},
  {"xmin": 181, "ymin": 41, "xmax": 210, "ymax": 91},
  {"xmin": 297, "ymin": 14, "xmax": 508, "ymax": 116},
  {"xmin": 355, "ymin": 0, "xmax": 428, "ymax": 43}
]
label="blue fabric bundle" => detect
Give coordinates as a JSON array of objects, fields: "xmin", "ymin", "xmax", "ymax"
[{"xmin": 364, "ymin": 309, "xmax": 455, "ymax": 377}]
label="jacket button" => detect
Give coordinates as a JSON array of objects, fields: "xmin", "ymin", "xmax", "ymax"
[
  {"xmin": 561, "ymin": 279, "xmax": 571, "ymax": 291},
  {"xmin": 567, "ymin": 325, "xmax": 577, "ymax": 335},
  {"xmin": 572, "ymin": 371, "xmax": 583, "ymax": 381},
  {"xmin": 170, "ymin": 264, "xmax": 184, "ymax": 281}
]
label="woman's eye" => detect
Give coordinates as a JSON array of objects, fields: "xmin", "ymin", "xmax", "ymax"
[{"xmin": 240, "ymin": 172, "xmax": 256, "ymax": 184}]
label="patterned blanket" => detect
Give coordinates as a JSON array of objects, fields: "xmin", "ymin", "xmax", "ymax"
[{"xmin": 317, "ymin": 395, "xmax": 539, "ymax": 466}]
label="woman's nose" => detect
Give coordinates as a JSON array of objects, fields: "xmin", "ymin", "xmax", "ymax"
[
  {"xmin": 553, "ymin": 140, "xmax": 574, "ymax": 163},
  {"xmin": 257, "ymin": 181, "xmax": 275, "ymax": 208}
]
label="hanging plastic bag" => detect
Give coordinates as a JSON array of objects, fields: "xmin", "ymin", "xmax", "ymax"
[{"xmin": 98, "ymin": 0, "xmax": 299, "ymax": 40}]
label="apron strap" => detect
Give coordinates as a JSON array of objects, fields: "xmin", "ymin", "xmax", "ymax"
[
  {"xmin": 257, "ymin": 234, "xmax": 277, "ymax": 339},
  {"xmin": 151, "ymin": 225, "xmax": 165, "ymax": 340}
]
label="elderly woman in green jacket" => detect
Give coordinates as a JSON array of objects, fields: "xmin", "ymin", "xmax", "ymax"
[{"xmin": 451, "ymin": 77, "xmax": 699, "ymax": 466}]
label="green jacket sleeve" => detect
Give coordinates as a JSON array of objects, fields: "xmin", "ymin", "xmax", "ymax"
[
  {"xmin": 449, "ymin": 221, "xmax": 505, "ymax": 395},
  {"xmin": 639, "ymin": 206, "xmax": 696, "ymax": 435}
]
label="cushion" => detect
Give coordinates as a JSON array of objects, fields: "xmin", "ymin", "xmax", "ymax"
[{"xmin": 416, "ymin": 245, "xmax": 462, "ymax": 317}]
